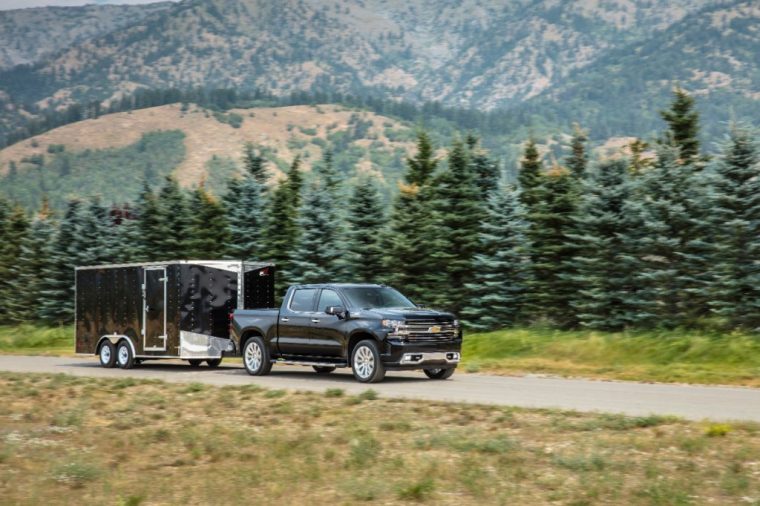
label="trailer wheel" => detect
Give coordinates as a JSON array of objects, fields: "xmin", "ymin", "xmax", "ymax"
[
  {"xmin": 206, "ymin": 358, "xmax": 222, "ymax": 368},
  {"xmin": 351, "ymin": 340, "xmax": 385, "ymax": 383},
  {"xmin": 188, "ymin": 359, "xmax": 202, "ymax": 367},
  {"xmin": 423, "ymin": 367, "xmax": 456, "ymax": 380},
  {"xmin": 116, "ymin": 340, "xmax": 135, "ymax": 369},
  {"xmin": 98, "ymin": 341, "xmax": 116, "ymax": 368},
  {"xmin": 313, "ymin": 366, "xmax": 336, "ymax": 374},
  {"xmin": 243, "ymin": 336, "xmax": 272, "ymax": 376}
]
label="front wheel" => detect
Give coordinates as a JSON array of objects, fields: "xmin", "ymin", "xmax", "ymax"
[
  {"xmin": 423, "ymin": 367, "xmax": 456, "ymax": 380},
  {"xmin": 98, "ymin": 341, "xmax": 116, "ymax": 368},
  {"xmin": 116, "ymin": 341, "xmax": 135, "ymax": 369},
  {"xmin": 243, "ymin": 337, "xmax": 272, "ymax": 376},
  {"xmin": 188, "ymin": 359, "xmax": 202, "ymax": 367},
  {"xmin": 351, "ymin": 340, "xmax": 385, "ymax": 383}
]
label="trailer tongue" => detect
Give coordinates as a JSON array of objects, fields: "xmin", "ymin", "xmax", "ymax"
[{"xmin": 75, "ymin": 260, "xmax": 274, "ymax": 368}]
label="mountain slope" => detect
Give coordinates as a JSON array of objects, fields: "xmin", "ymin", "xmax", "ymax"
[
  {"xmin": 0, "ymin": 0, "xmax": 716, "ymax": 109},
  {"xmin": 0, "ymin": 2, "xmax": 174, "ymax": 70},
  {"xmin": 517, "ymin": 0, "xmax": 760, "ymax": 139},
  {"xmin": 0, "ymin": 103, "xmax": 417, "ymax": 209}
]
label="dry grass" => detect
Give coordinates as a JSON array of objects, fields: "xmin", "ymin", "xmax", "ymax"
[{"xmin": 1, "ymin": 372, "xmax": 759, "ymax": 505}]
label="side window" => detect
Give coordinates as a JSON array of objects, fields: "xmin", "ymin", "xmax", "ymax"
[
  {"xmin": 289, "ymin": 289, "xmax": 317, "ymax": 312},
  {"xmin": 318, "ymin": 289, "xmax": 343, "ymax": 312}
]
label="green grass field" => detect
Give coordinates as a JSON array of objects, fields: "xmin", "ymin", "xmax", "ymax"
[
  {"xmin": 1, "ymin": 372, "xmax": 758, "ymax": 505},
  {"xmin": 2, "ymin": 324, "xmax": 759, "ymax": 386},
  {"xmin": 464, "ymin": 326, "xmax": 760, "ymax": 387},
  {"xmin": 0, "ymin": 325, "xmax": 73, "ymax": 355}
]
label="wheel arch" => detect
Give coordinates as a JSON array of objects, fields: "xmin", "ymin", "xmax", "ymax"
[
  {"xmin": 96, "ymin": 335, "xmax": 135, "ymax": 357},
  {"xmin": 239, "ymin": 328, "xmax": 266, "ymax": 352},
  {"xmin": 346, "ymin": 331, "xmax": 379, "ymax": 360}
]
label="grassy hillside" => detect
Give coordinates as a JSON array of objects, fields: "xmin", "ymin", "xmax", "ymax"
[
  {"xmin": 0, "ymin": 103, "xmax": 418, "ymax": 209},
  {"xmin": 1, "ymin": 372, "xmax": 758, "ymax": 504}
]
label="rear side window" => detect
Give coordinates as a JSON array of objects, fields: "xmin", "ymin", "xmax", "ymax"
[{"xmin": 289, "ymin": 289, "xmax": 317, "ymax": 312}]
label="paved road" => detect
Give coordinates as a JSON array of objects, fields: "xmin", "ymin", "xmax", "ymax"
[{"xmin": 1, "ymin": 355, "xmax": 759, "ymax": 422}]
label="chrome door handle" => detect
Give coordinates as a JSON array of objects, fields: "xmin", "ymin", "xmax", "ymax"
[
  {"xmin": 311, "ymin": 319, "xmax": 320, "ymax": 323},
  {"xmin": 281, "ymin": 317, "xmax": 289, "ymax": 322}
]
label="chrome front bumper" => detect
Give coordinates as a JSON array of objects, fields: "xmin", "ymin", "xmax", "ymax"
[{"xmin": 399, "ymin": 351, "xmax": 461, "ymax": 365}]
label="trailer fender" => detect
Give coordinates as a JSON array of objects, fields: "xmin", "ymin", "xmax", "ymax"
[{"xmin": 96, "ymin": 335, "xmax": 136, "ymax": 358}]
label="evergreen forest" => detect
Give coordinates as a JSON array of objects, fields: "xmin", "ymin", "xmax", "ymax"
[{"xmin": 1, "ymin": 88, "xmax": 759, "ymax": 334}]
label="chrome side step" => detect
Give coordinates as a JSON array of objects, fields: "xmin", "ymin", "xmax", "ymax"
[{"xmin": 273, "ymin": 360, "xmax": 348, "ymax": 368}]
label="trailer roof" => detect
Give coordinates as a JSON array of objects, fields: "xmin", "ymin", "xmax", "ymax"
[{"xmin": 75, "ymin": 260, "xmax": 274, "ymax": 272}]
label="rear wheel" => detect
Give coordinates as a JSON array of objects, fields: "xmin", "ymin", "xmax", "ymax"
[
  {"xmin": 98, "ymin": 341, "xmax": 116, "ymax": 368},
  {"xmin": 313, "ymin": 366, "xmax": 336, "ymax": 374},
  {"xmin": 423, "ymin": 367, "xmax": 455, "ymax": 380},
  {"xmin": 243, "ymin": 336, "xmax": 272, "ymax": 376},
  {"xmin": 206, "ymin": 358, "xmax": 222, "ymax": 368},
  {"xmin": 116, "ymin": 341, "xmax": 135, "ymax": 369},
  {"xmin": 351, "ymin": 340, "xmax": 385, "ymax": 383}
]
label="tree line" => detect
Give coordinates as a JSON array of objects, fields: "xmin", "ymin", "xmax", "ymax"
[{"xmin": 0, "ymin": 89, "xmax": 759, "ymax": 332}]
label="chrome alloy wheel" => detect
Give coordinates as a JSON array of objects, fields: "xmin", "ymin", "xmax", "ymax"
[
  {"xmin": 117, "ymin": 345, "xmax": 129, "ymax": 366},
  {"xmin": 100, "ymin": 344, "xmax": 111, "ymax": 364},
  {"xmin": 245, "ymin": 341, "xmax": 263, "ymax": 372},
  {"xmin": 353, "ymin": 345, "xmax": 375, "ymax": 380}
]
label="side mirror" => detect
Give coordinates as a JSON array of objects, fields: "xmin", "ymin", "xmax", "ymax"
[
  {"xmin": 416, "ymin": 303, "xmax": 426, "ymax": 309},
  {"xmin": 325, "ymin": 306, "xmax": 347, "ymax": 319}
]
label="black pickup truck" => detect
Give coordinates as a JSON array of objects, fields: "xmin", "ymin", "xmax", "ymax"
[{"xmin": 230, "ymin": 284, "xmax": 462, "ymax": 383}]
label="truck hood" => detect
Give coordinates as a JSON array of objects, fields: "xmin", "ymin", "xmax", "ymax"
[{"xmin": 357, "ymin": 308, "xmax": 456, "ymax": 321}]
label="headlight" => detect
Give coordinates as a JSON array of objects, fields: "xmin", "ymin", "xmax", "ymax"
[
  {"xmin": 452, "ymin": 319, "xmax": 460, "ymax": 328},
  {"xmin": 382, "ymin": 319, "xmax": 405, "ymax": 329}
]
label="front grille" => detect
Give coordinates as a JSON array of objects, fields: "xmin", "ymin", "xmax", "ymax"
[{"xmin": 396, "ymin": 318, "xmax": 458, "ymax": 341}]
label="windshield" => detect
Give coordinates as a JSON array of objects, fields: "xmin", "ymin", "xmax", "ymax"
[{"xmin": 341, "ymin": 286, "xmax": 415, "ymax": 310}]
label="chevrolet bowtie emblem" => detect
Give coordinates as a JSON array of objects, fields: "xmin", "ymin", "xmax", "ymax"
[{"xmin": 428, "ymin": 325, "xmax": 441, "ymax": 333}]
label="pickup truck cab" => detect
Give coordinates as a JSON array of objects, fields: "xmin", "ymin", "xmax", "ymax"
[{"xmin": 230, "ymin": 284, "xmax": 462, "ymax": 383}]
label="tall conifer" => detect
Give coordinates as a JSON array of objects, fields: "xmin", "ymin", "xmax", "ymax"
[
  {"xmin": 345, "ymin": 175, "xmax": 385, "ymax": 282},
  {"xmin": 462, "ymin": 184, "xmax": 531, "ymax": 329}
]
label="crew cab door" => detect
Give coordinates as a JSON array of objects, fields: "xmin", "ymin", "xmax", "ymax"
[
  {"xmin": 276, "ymin": 288, "xmax": 318, "ymax": 357},
  {"xmin": 310, "ymin": 288, "xmax": 347, "ymax": 358}
]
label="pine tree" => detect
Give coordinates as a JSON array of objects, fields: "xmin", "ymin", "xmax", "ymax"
[
  {"xmin": 243, "ymin": 142, "xmax": 268, "ymax": 184},
  {"xmin": 466, "ymin": 134, "xmax": 500, "ymax": 198},
  {"xmin": 187, "ymin": 186, "xmax": 230, "ymax": 259},
  {"xmin": 567, "ymin": 160, "xmax": 641, "ymax": 330},
  {"xmin": 426, "ymin": 140, "xmax": 486, "ymax": 313},
  {"xmin": 462, "ymin": 184, "xmax": 531, "ymax": 329},
  {"xmin": 518, "ymin": 138, "xmax": 543, "ymax": 211},
  {"xmin": 225, "ymin": 173, "xmax": 266, "ymax": 261},
  {"xmin": 316, "ymin": 149, "xmax": 341, "ymax": 194},
  {"xmin": 111, "ymin": 204, "xmax": 142, "ymax": 263},
  {"xmin": 345, "ymin": 175, "xmax": 385, "ymax": 282},
  {"xmin": 660, "ymin": 86, "xmax": 701, "ymax": 164},
  {"xmin": 263, "ymin": 157, "xmax": 303, "ymax": 298},
  {"xmin": 289, "ymin": 178, "xmax": 345, "ymax": 283},
  {"xmin": 76, "ymin": 197, "xmax": 115, "ymax": 267},
  {"xmin": 0, "ymin": 200, "xmax": 28, "ymax": 323},
  {"xmin": 405, "ymin": 131, "xmax": 437, "ymax": 186},
  {"xmin": 628, "ymin": 139, "xmax": 651, "ymax": 175},
  {"xmin": 383, "ymin": 132, "xmax": 439, "ymax": 302},
  {"xmin": 135, "ymin": 182, "xmax": 163, "ymax": 261},
  {"xmin": 155, "ymin": 176, "xmax": 191, "ymax": 260},
  {"xmin": 38, "ymin": 199, "xmax": 82, "ymax": 324},
  {"xmin": 566, "ymin": 124, "xmax": 588, "ymax": 179},
  {"xmin": 706, "ymin": 126, "xmax": 760, "ymax": 328},
  {"xmin": 526, "ymin": 166, "xmax": 579, "ymax": 328},
  {"xmin": 7, "ymin": 205, "xmax": 55, "ymax": 323},
  {"xmin": 628, "ymin": 145, "xmax": 711, "ymax": 327}
]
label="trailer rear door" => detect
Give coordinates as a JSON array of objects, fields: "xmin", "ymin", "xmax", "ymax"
[{"xmin": 143, "ymin": 267, "xmax": 168, "ymax": 351}]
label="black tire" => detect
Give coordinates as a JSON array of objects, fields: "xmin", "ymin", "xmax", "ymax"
[
  {"xmin": 116, "ymin": 340, "xmax": 135, "ymax": 369},
  {"xmin": 206, "ymin": 358, "xmax": 222, "ymax": 368},
  {"xmin": 188, "ymin": 359, "xmax": 203, "ymax": 367},
  {"xmin": 351, "ymin": 340, "xmax": 386, "ymax": 383},
  {"xmin": 423, "ymin": 367, "xmax": 456, "ymax": 380},
  {"xmin": 313, "ymin": 365, "xmax": 336, "ymax": 374},
  {"xmin": 242, "ymin": 336, "xmax": 272, "ymax": 376},
  {"xmin": 98, "ymin": 340, "xmax": 116, "ymax": 368}
]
